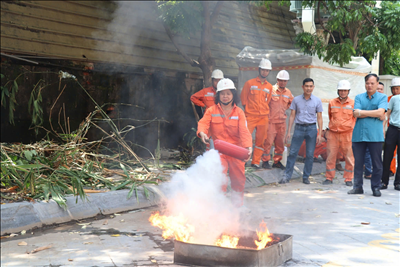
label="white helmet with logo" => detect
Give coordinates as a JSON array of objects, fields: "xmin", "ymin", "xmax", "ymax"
[
  {"xmin": 211, "ymin": 69, "xmax": 224, "ymax": 79},
  {"xmin": 216, "ymin": 78, "xmax": 236, "ymax": 92},
  {"xmin": 337, "ymin": 80, "xmax": 351, "ymax": 90},
  {"xmin": 276, "ymin": 70, "xmax": 290, "ymax": 80},
  {"xmin": 259, "ymin": 58, "xmax": 272, "ymax": 70},
  {"xmin": 391, "ymin": 77, "xmax": 400, "ymax": 87}
]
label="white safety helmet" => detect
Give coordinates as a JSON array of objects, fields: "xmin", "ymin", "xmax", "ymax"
[
  {"xmin": 259, "ymin": 58, "xmax": 272, "ymax": 70},
  {"xmin": 216, "ymin": 78, "xmax": 236, "ymax": 92},
  {"xmin": 391, "ymin": 77, "xmax": 400, "ymax": 87},
  {"xmin": 276, "ymin": 70, "xmax": 290, "ymax": 80},
  {"xmin": 211, "ymin": 69, "xmax": 224, "ymax": 79},
  {"xmin": 337, "ymin": 80, "xmax": 351, "ymax": 90}
]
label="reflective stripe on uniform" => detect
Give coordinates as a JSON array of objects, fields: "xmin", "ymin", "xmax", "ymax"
[
  {"xmin": 230, "ymin": 116, "xmax": 239, "ymax": 120},
  {"xmin": 326, "ymin": 168, "xmax": 335, "ymax": 172},
  {"xmin": 272, "ymin": 94, "xmax": 280, "ymax": 97},
  {"xmin": 275, "ymin": 153, "xmax": 283, "ymax": 156},
  {"xmin": 342, "ymin": 107, "xmax": 353, "ymax": 110},
  {"xmin": 331, "ymin": 106, "xmax": 341, "ymax": 109},
  {"xmin": 344, "ymin": 169, "xmax": 354, "ymax": 172},
  {"xmin": 262, "ymin": 153, "xmax": 270, "ymax": 157},
  {"xmin": 212, "ymin": 114, "xmax": 225, "ymax": 117},
  {"xmin": 251, "ymin": 88, "xmax": 261, "ymax": 91},
  {"xmin": 255, "ymin": 146, "xmax": 264, "ymax": 151},
  {"xmin": 263, "ymin": 89, "xmax": 270, "ymax": 93},
  {"xmin": 282, "ymin": 95, "xmax": 290, "ymax": 99}
]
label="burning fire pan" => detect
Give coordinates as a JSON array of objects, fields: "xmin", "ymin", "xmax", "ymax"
[{"xmin": 174, "ymin": 233, "xmax": 292, "ymax": 267}]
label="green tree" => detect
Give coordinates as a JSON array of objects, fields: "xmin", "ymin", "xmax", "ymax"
[
  {"xmin": 288, "ymin": 0, "xmax": 400, "ymax": 74},
  {"xmin": 157, "ymin": 1, "xmax": 224, "ymax": 87}
]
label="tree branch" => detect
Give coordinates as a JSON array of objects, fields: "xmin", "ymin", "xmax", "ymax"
[
  {"xmin": 210, "ymin": 1, "xmax": 224, "ymax": 25},
  {"xmin": 317, "ymin": 1, "xmax": 336, "ymax": 43},
  {"xmin": 161, "ymin": 21, "xmax": 200, "ymax": 68}
]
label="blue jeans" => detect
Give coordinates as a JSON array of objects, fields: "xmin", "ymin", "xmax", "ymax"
[
  {"xmin": 352, "ymin": 142, "xmax": 383, "ymax": 191},
  {"xmin": 364, "ymin": 147, "xmax": 372, "ymax": 176},
  {"xmin": 284, "ymin": 124, "xmax": 317, "ymax": 180}
]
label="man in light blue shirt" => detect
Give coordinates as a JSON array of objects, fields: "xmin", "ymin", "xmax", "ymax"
[
  {"xmin": 381, "ymin": 77, "xmax": 400, "ymax": 190},
  {"xmin": 281, "ymin": 78, "xmax": 323, "ymax": 184},
  {"xmin": 349, "ymin": 74, "xmax": 387, "ymax": 197}
]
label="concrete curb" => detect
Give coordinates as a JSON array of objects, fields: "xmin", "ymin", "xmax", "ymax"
[{"xmin": 1, "ymin": 162, "xmax": 326, "ymax": 235}]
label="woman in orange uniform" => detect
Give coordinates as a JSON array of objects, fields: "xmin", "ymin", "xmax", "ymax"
[{"xmin": 197, "ymin": 78, "xmax": 253, "ymax": 207}]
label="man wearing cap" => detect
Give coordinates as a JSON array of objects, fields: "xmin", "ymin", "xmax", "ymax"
[
  {"xmin": 323, "ymin": 80, "xmax": 356, "ymax": 186},
  {"xmin": 349, "ymin": 74, "xmax": 387, "ymax": 197},
  {"xmin": 191, "ymin": 69, "xmax": 224, "ymax": 112},
  {"xmin": 381, "ymin": 77, "xmax": 400, "ymax": 191},
  {"xmin": 240, "ymin": 59, "xmax": 273, "ymax": 168},
  {"xmin": 281, "ymin": 78, "xmax": 323, "ymax": 184},
  {"xmin": 262, "ymin": 70, "xmax": 293, "ymax": 170}
]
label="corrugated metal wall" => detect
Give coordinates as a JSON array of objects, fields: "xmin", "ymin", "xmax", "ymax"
[{"xmin": 1, "ymin": 1, "xmax": 296, "ymax": 77}]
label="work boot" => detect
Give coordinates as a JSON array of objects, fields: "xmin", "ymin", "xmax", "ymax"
[
  {"xmin": 262, "ymin": 161, "xmax": 272, "ymax": 169},
  {"xmin": 395, "ymin": 184, "xmax": 400, "ymax": 191},
  {"xmin": 272, "ymin": 161, "xmax": 285, "ymax": 170},
  {"xmin": 335, "ymin": 163, "xmax": 344, "ymax": 171},
  {"xmin": 348, "ymin": 188, "xmax": 364, "ymax": 194},
  {"xmin": 372, "ymin": 188, "xmax": 381, "ymax": 197},
  {"xmin": 278, "ymin": 177, "xmax": 288, "ymax": 184},
  {"xmin": 303, "ymin": 178, "xmax": 310, "ymax": 184},
  {"xmin": 380, "ymin": 184, "xmax": 388, "ymax": 190},
  {"xmin": 313, "ymin": 157, "xmax": 322, "ymax": 163},
  {"xmin": 322, "ymin": 179, "xmax": 332, "ymax": 185},
  {"xmin": 345, "ymin": 181, "xmax": 353, "ymax": 186},
  {"xmin": 251, "ymin": 164, "xmax": 260, "ymax": 169},
  {"xmin": 389, "ymin": 171, "xmax": 394, "ymax": 177}
]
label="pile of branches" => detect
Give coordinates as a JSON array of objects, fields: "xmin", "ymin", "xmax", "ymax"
[{"xmin": 0, "ymin": 71, "xmax": 160, "ymax": 208}]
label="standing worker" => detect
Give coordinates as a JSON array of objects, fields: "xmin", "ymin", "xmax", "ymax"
[
  {"xmin": 385, "ymin": 78, "xmax": 400, "ymax": 177},
  {"xmin": 281, "ymin": 78, "xmax": 323, "ymax": 184},
  {"xmin": 381, "ymin": 77, "xmax": 400, "ymax": 190},
  {"xmin": 240, "ymin": 58, "xmax": 273, "ymax": 168},
  {"xmin": 349, "ymin": 74, "xmax": 387, "ymax": 197},
  {"xmin": 191, "ymin": 69, "xmax": 224, "ymax": 113},
  {"xmin": 323, "ymin": 80, "xmax": 356, "ymax": 186},
  {"xmin": 198, "ymin": 78, "xmax": 252, "ymax": 207},
  {"xmin": 262, "ymin": 70, "xmax": 294, "ymax": 170}
]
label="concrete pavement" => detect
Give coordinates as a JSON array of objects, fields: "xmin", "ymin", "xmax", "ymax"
[{"xmin": 1, "ymin": 168, "xmax": 399, "ymax": 267}]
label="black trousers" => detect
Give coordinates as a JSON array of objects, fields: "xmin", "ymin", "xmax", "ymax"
[{"xmin": 382, "ymin": 124, "xmax": 400, "ymax": 186}]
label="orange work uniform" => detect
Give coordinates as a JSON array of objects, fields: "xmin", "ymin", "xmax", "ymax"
[
  {"xmin": 240, "ymin": 77, "xmax": 272, "ymax": 165},
  {"xmin": 262, "ymin": 84, "xmax": 293, "ymax": 163},
  {"xmin": 197, "ymin": 103, "xmax": 252, "ymax": 207},
  {"xmin": 325, "ymin": 97, "xmax": 356, "ymax": 182},
  {"xmin": 388, "ymin": 95, "xmax": 397, "ymax": 174},
  {"xmin": 190, "ymin": 87, "xmax": 216, "ymax": 111}
]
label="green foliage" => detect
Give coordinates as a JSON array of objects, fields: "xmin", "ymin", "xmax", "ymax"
[
  {"xmin": 28, "ymin": 79, "xmax": 45, "ymax": 135},
  {"xmin": 1, "ymin": 74, "xmax": 20, "ymax": 125},
  {"xmin": 383, "ymin": 50, "xmax": 400, "ymax": 76},
  {"xmin": 156, "ymin": 1, "xmax": 203, "ymax": 38}
]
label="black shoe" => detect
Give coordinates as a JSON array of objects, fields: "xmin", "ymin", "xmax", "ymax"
[
  {"xmin": 345, "ymin": 181, "xmax": 353, "ymax": 186},
  {"xmin": 364, "ymin": 174, "xmax": 371, "ymax": 179},
  {"xmin": 251, "ymin": 164, "xmax": 260, "ymax": 169},
  {"xmin": 313, "ymin": 157, "xmax": 322, "ymax": 163},
  {"xmin": 380, "ymin": 184, "xmax": 388, "ymax": 190},
  {"xmin": 278, "ymin": 178, "xmax": 288, "ymax": 184},
  {"xmin": 348, "ymin": 188, "xmax": 364, "ymax": 194},
  {"xmin": 262, "ymin": 161, "xmax": 272, "ymax": 169},
  {"xmin": 372, "ymin": 188, "xmax": 381, "ymax": 197},
  {"xmin": 395, "ymin": 184, "xmax": 400, "ymax": 191},
  {"xmin": 303, "ymin": 178, "xmax": 310, "ymax": 184},
  {"xmin": 272, "ymin": 161, "xmax": 285, "ymax": 170},
  {"xmin": 322, "ymin": 179, "xmax": 332, "ymax": 185},
  {"xmin": 389, "ymin": 171, "xmax": 394, "ymax": 177}
]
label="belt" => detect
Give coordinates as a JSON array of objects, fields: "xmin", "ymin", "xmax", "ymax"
[
  {"xmin": 296, "ymin": 123, "xmax": 316, "ymax": 126},
  {"xmin": 389, "ymin": 124, "xmax": 400, "ymax": 131}
]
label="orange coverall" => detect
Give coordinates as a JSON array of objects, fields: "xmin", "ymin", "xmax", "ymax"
[
  {"xmin": 190, "ymin": 86, "xmax": 216, "ymax": 111},
  {"xmin": 388, "ymin": 95, "xmax": 397, "ymax": 174},
  {"xmin": 325, "ymin": 97, "xmax": 356, "ymax": 182},
  {"xmin": 197, "ymin": 103, "xmax": 252, "ymax": 207},
  {"xmin": 240, "ymin": 77, "xmax": 272, "ymax": 165},
  {"xmin": 262, "ymin": 84, "xmax": 293, "ymax": 163}
]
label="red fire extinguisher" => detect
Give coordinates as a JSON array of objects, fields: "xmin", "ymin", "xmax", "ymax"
[{"xmin": 213, "ymin": 139, "xmax": 249, "ymax": 161}]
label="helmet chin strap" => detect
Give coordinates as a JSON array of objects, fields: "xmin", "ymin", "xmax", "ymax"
[{"xmin": 220, "ymin": 99, "xmax": 233, "ymax": 106}]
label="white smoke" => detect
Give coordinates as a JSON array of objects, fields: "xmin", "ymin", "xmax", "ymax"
[{"xmin": 160, "ymin": 149, "xmax": 243, "ymax": 245}]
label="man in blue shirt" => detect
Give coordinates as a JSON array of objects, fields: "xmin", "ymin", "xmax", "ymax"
[
  {"xmin": 281, "ymin": 78, "xmax": 323, "ymax": 184},
  {"xmin": 349, "ymin": 74, "xmax": 387, "ymax": 197},
  {"xmin": 381, "ymin": 77, "xmax": 400, "ymax": 190}
]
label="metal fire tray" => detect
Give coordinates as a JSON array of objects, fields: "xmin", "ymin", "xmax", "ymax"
[{"xmin": 174, "ymin": 233, "xmax": 292, "ymax": 267}]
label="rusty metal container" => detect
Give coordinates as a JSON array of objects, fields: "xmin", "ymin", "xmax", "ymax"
[{"xmin": 174, "ymin": 233, "xmax": 292, "ymax": 267}]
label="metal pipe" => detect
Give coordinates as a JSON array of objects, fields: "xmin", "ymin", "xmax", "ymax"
[{"xmin": 1, "ymin": 52, "xmax": 39, "ymax": 65}]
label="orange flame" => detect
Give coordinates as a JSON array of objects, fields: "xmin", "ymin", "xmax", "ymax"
[
  {"xmin": 215, "ymin": 234, "xmax": 239, "ymax": 248},
  {"xmin": 255, "ymin": 221, "xmax": 273, "ymax": 250},
  {"xmin": 149, "ymin": 212, "xmax": 195, "ymax": 243}
]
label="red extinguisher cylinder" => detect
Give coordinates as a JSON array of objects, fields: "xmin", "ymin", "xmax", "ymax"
[{"xmin": 213, "ymin": 139, "xmax": 249, "ymax": 161}]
